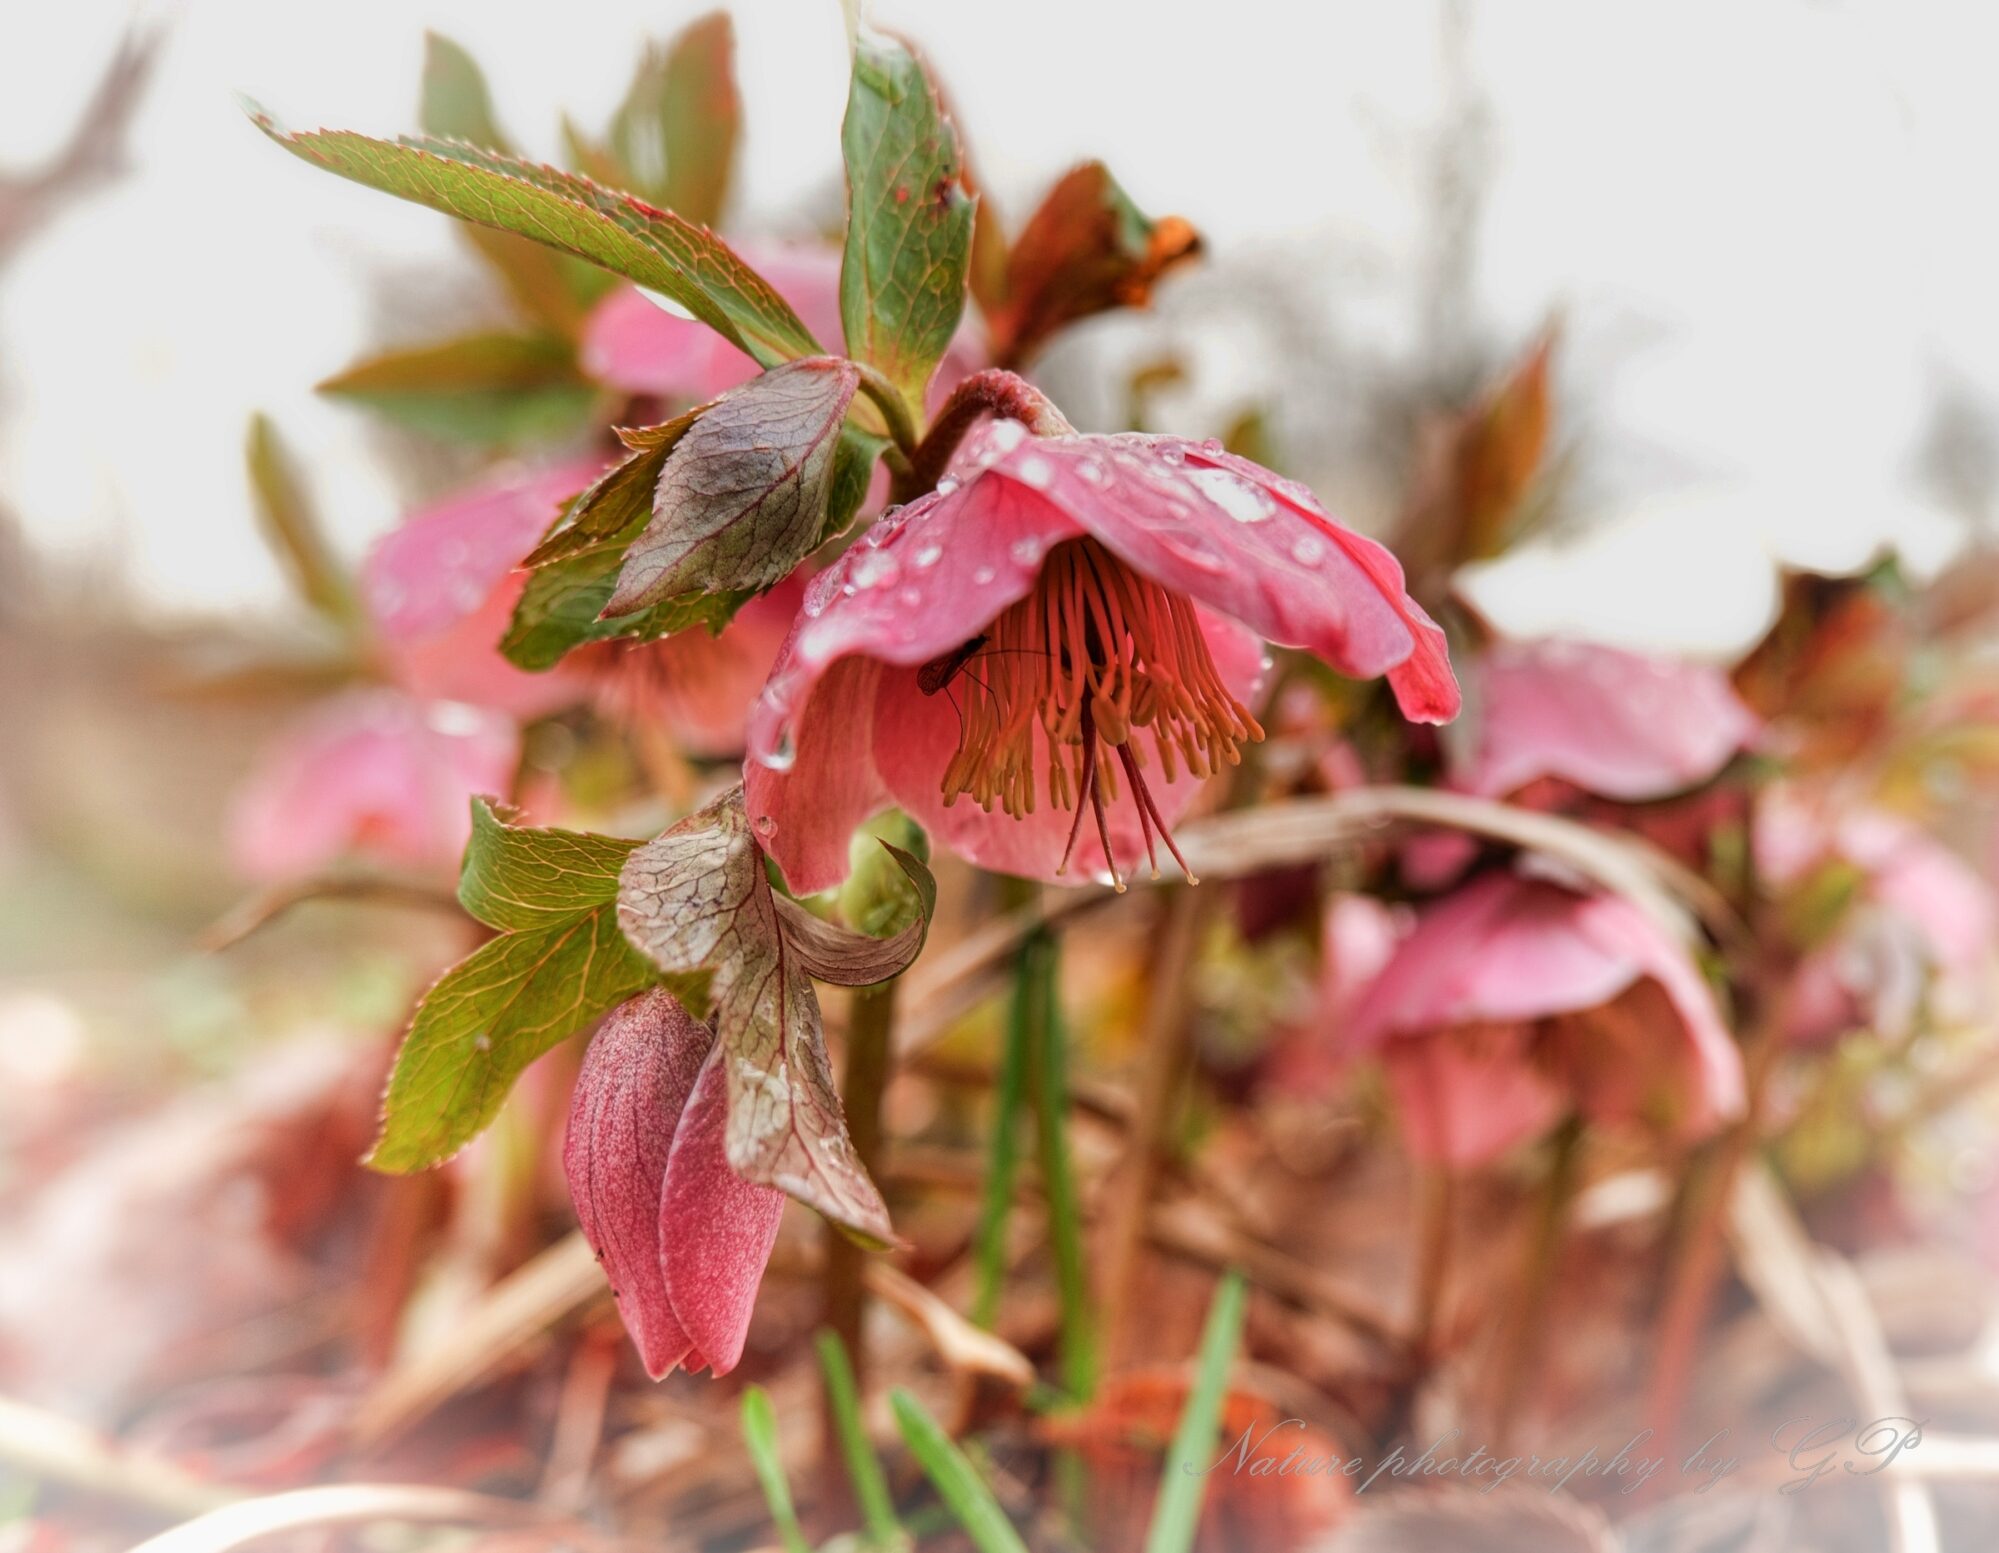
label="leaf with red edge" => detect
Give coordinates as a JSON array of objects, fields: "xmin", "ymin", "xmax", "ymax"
[
  {"xmin": 987, "ymin": 161, "xmax": 1201, "ymax": 368},
  {"xmin": 616, "ymin": 787, "xmax": 932, "ymax": 1244},
  {"xmin": 248, "ymin": 108, "xmax": 820, "ymax": 367},
  {"xmin": 838, "ymin": 28, "xmax": 974, "ymax": 417},
  {"xmin": 606, "ymin": 357, "xmax": 859, "ymax": 615}
]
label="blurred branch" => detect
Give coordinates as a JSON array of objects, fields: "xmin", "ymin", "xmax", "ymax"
[
  {"xmin": 0, "ymin": 1393, "xmax": 231, "ymax": 1522},
  {"xmin": 0, "ymin": 25, "xmax": 163, "ymax": 271},
  {"xmin": 199, "ymin": 872, "xmax": 464, "ymax": 952}
]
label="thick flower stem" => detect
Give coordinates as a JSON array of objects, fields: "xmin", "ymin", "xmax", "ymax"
[{"xmin": 896, "ymin": 368, "xmax": 1076, "ymax": 503}]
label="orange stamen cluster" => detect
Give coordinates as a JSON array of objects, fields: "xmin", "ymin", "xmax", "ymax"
[{"xmin": 932, "ymin": 538, "xmax": 1263, "ymax": 888}]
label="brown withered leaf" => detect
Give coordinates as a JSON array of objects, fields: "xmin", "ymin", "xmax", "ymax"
[
  {"xmin": 604, "ymin": 357, "xmax": 858, "ymax": 615},
  {"xmin": 987, "ymin": 161, "xmax": 1201, "ymax": 368},
  {"xmin": 1454, "ymin": 329, "xmax": 1555, "ymax": 560},
  {"xmin": 615, "ymin": 787, "xmax": 932, "ymax": 1245}
]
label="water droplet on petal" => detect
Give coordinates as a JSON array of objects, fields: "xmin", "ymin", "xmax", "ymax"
[
  {"xmin": 973, "ymin": 565, "xmax": 996, "ymax": 585},
  {"xmin": 1016, "ymin": 453, "xmax": 1054, "ymax": 489},
  {"xmin": 1009, "ymin": 537, "xmax": 1045, "ymax": 568},
  {"xmin": 936, "ymin": 475, "xmax": 961, "ymax": 495},
  {"xmin": 914, "ymin": 543, "xmax": 943, "ymax": 568},
  {"xmin": 1189, "ymin": 466, "xmax": 1274, "ymax": 524},
  {"xmin": 754, "ymin": 813, "xmax": 777, "ymax": 837},
  {"xmin": 1077, "ymin": 457, "xmax": 1109, "ymax": 486},
  {"xmin": 987, "ymin": 419, "xmax": 1028, "ymax": 454},
  {"xmin": 757, "ymin": 727, "xmax": 797, "ymax": 772},
  {"xmin": 852, "ymin": 551, "xmax": 901, "ymax": 589},
  {"xmin": 1291, "ymin": 535, "xmax": 1326, "ymax": 566}
]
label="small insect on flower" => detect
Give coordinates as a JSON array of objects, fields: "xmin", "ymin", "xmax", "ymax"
[{"xmin": 917, "ymin": 634, "xmax": 989, "ymax": 696}]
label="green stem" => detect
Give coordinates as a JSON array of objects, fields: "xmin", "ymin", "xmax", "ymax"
[
  {"xmin": 971, "ymin": 949, "xmax": 1034, "ymax": 1329},
  {"xmin": 1026, "ymin": 930, "xmax": 1096, "ymax": 1402},
  {"xmin": 822, "ymin": 980, "xmax": 898, "ymax": 1484},
  {"xmin": 852, "ymin": 361, "xmax": 921, "ymax": 464},
  {"xmin": 1492, "ymin": 1115, "xmax": 1583, "ymax": 1445}
]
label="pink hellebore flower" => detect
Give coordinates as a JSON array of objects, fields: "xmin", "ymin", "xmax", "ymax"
[
  {"xmin": 564, "ymin": 988, "xmax": 785, "ymax": 1378},
  {"xmin": 362, "ymin": 461, "xmax": 602, "ymax": 720},
  {"xmin": 746, "ymin": 412, "xmax": 1459, "ymax": 893},
  {"xmin": 584, "ymin": 241, "xmax": 980, "ymax": 408},
  {"xmin": 1346, "ymin": 870, "xmax": 1745, "ymax": 1167},
  {"xmin": 228, "ymin": 688, "xmax": 518, "ymax": 881},
  {"xmin": 1451, "ymin": 638, "xmax": 1760, "ymax": 801},
  {"xmin": 1758, "ymin": 789, "xmax": 1997, "ymax": 1042}
]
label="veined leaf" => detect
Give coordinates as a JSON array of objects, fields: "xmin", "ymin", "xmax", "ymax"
[
  {"xmin": 617, "ymin": 787, "xmax": 933, "ymax": 1242},
  {"xmin": 838, "ymin": 29, "xmax": 974, "ymax": 416},
  {"xmin": 606, "ymin": 357, "xmax": 859, "ymax": 615},
  {"xmin": 988, "ymin": 161, "xmax": 1200, "ymax": 368},
  {"xmin": 249, "ymin": 108, "xmax": 819, "ymax": 367},
  {"xmin": 366, "ymin": 802, "xmax": 658, "ymax": 1172},
  {"xmin": 610, "ymin": 10, "xmax": 739, "ymax": 226},
  {"xmin": 245, "ymin": 413, "xmax": 358, "ymax": 626},
  {"xmin": 523, "ymin": 408, "xmax": 710, "ymax": 568},
  {"xmin": 501, "ymin": 546, "xmax": 744, "ymax": 671}
]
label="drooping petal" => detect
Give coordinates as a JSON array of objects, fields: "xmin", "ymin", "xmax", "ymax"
[
  {"xmin": 228, "ymin": 690, "xmax": 518, "ymax": 882},
  {"xmin": 1451, "ymin": 638, "xmax": 1759, "ymax": 800},
  {"xmin": 1382, "ymin": 1023, "xmax": 1567, "ymax": 1166},
  {"xmin": 872, "ymin": 609, "xmax": 1265, "ymax": 885},
  {"xmin": 361, "ymin": 460, "xmax": 601, "ymax": 716},
  {"xmin": 1344, "ymin": 872, "xmax": 1640, "ymax": 1051},
  {"xmin": 658, "ymin": 1050, "xmax": 787, "ymax": 1375},
  {"xmin": 562, "ymin": 989, "xmax": 714, "ymax": 1379},
  {"xmin": 951, "ymin": 426, "xmax": 1458, "ymax": 722},
  {"xmin": 745, "ymin": 653, "xmax": 894, "ymax": 896}
]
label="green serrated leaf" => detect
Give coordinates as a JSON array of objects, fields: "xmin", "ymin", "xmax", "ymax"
[
  {"xmin": 366, "ymin": 806, "xmax": 657, "ymax": 1173},
  {"xmin": 501, "ymin": 544, "xmax": 747, "ymax": 671},
  {"xmin": 250, "ymin": 109, "xmax": 819, "ymax": 367},
  {"xmin": 610, "ymin": 11, "xmax": 739, "ymax": 226},
  {"xmin": 1144, "ymin": 1271, "xmax": 1247, "ymax": 1553},
  {"xmin": 839, "ymin": 29, "xmax": 974, "ymax": 417},
  {"xmin": 889, "ymin": 1390, "xmax": 1028, "ymax": 1553},
  {"xmin": 245, "ymin": 413, "xmax": 358, "ymax": 627}
]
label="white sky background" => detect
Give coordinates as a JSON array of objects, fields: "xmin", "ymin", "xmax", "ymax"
[{"xmin": 1, "ymin": 0, "xmax": 1995, "ymax": 655}]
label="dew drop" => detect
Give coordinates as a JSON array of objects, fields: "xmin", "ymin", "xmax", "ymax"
[
  {"xmin": 852, "ymin": 551, "xmax": 901, "ymax": 589},
  {"xmin": 1189, "ymin": 466, "xmax": 1274, "ymax": 524},
  {"xmin": 936, "ymin": 475, "xmax": 961, "ymax": 495},
  {"xmin": 1016, "ymin": 453, "xmax": 1055, "ymax": 489},
  {"xmin": 914, "ymin": 543, "xmax": 943, "ymax": 568},
  {"xmin": 1291, "ymin": 535, "xmax": 1326, "ymax": 566},
  {"xmin": 756, "ymin": 728, "xmax": 797, "ymax": 772},
  {"xmin": 972, "ymin": 565, "xmax": 996, "ymax": 585},
  {"xmin": 1009, "ymin": 536, "xmax": 1045, "ymax": 568},
  {"xmin": 986, "ymin": 419, "xmax": 1028, "ymax": 454},
  {"xmin": 754, "ymin": 813, "xmax": 777, "ymax": 837},
  {"xmin": 1077, "ymin": 457, "xmax": 1110, "ymax": 486}
]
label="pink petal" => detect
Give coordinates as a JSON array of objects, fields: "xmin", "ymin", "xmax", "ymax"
[
  {"xmin": 1383, "ymin": 1024, "xmax": 1567, "ymax": 1167},
  {"xmin": 871, "ymin": 610, "xmax": 1265, "ymax": 886},
  {"xmin": 1345, "ymin": 872, "xmax": 1642, "ymax": 1050},
  {"xmin": 745, "ymin": 654, "xmax": 893, "ymax": 896},
  {"xmin": 1451, "ymin": 638, "xmax": 1760, "ymax": 800},
  {"xmin": 562, "ymin": 990, "xmax": 713, "ymax": 1380},
  {"xmin": 955, "ymin": 428, "xmax": 1458, "ymax": 722},
  {"xmin": 361, "ymin": 460, "xmax": 602, "ymax": 716},
  {"xmin": 228, "ymin": 690, "xmax": 518, "ymax": 882},
  {"xmin": 658, "ymin": 1051, "xmax": 787, "ymax": 1375}
]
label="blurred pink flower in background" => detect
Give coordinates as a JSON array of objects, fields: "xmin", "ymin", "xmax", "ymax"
[
  {"xmin": 360, "ymin": 460, "xmax": 602, "ymax": 719},
  {"xmin": 1759, "ymin": 787, "xmax": 1997, "ymax": 1042},
  {"xmin": 1346, "ymin": 869, "xmax": 1744, "ymax": 1166},
  {"xmin": 1450, "ymin": 638, "xmax": 1760, "ymax": 801},
  {"xmin": 747, "ymin": 415, "xmax": 1458, "ymax": 893},
  {"xmin": 564, "ymin": 989, "xmax": 784, "ymax": 1379},
  {"xmin": 228, "ymin": 689, "xmax": 518, "ymax": 881},
  {"xmin": 583, "ymin": 240, "xmax": 983, "ymax": 409}
]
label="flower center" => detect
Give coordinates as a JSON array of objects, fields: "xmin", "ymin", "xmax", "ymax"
[{"xmin": 925, "ymin": 538, "xmax": 1262, "ymax": 889}]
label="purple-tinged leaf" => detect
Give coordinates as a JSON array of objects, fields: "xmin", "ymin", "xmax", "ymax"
[
  {"xmin": 523, "ymin": 409, "xmax": 710, "ymax": 568},
  {"xmin": 563, "ymin": 987, "xmax": 707, "ymax": 1378},
  {"xmin": 248, "ymin": 109, "xmax": 819, "ymax": 368},
  {"xmin": 605, "ymin": 357, "xmax": 859, "ymax": 616},
  {"xmin": 839, "ymin": 29, "xmax": 974, "ymax": 417},
  {"xmin": 771, "ymin": 842, "xmax": 934, "ymax": 987},
  {"xmin": 617, "ymin": 788, "xmax": 931, "ymax": 1244}
]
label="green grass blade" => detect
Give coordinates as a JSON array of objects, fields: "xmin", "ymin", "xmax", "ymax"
[
  {"xmin": 1027, "ymin": 931, "xmax": 1096, "ymax": 1400},
  {"xmin": 889, "ymin": 1389, "xmax": 1029, "ymax": 1553},
  {"xmin": 816, "ymin": 1330, "xmax": 903, "ymax": 1549},
  {"xmin": 1143, "ymin": 1270, "xmax": 1247, "ymax": 1553},
  {"xmin": 739, "ymin": 1386, "xmax": 811, "ymax": 1553},
  {"xmin": 971, "ymin": 948, "xmax": 1034, "ymax": 1328}
]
